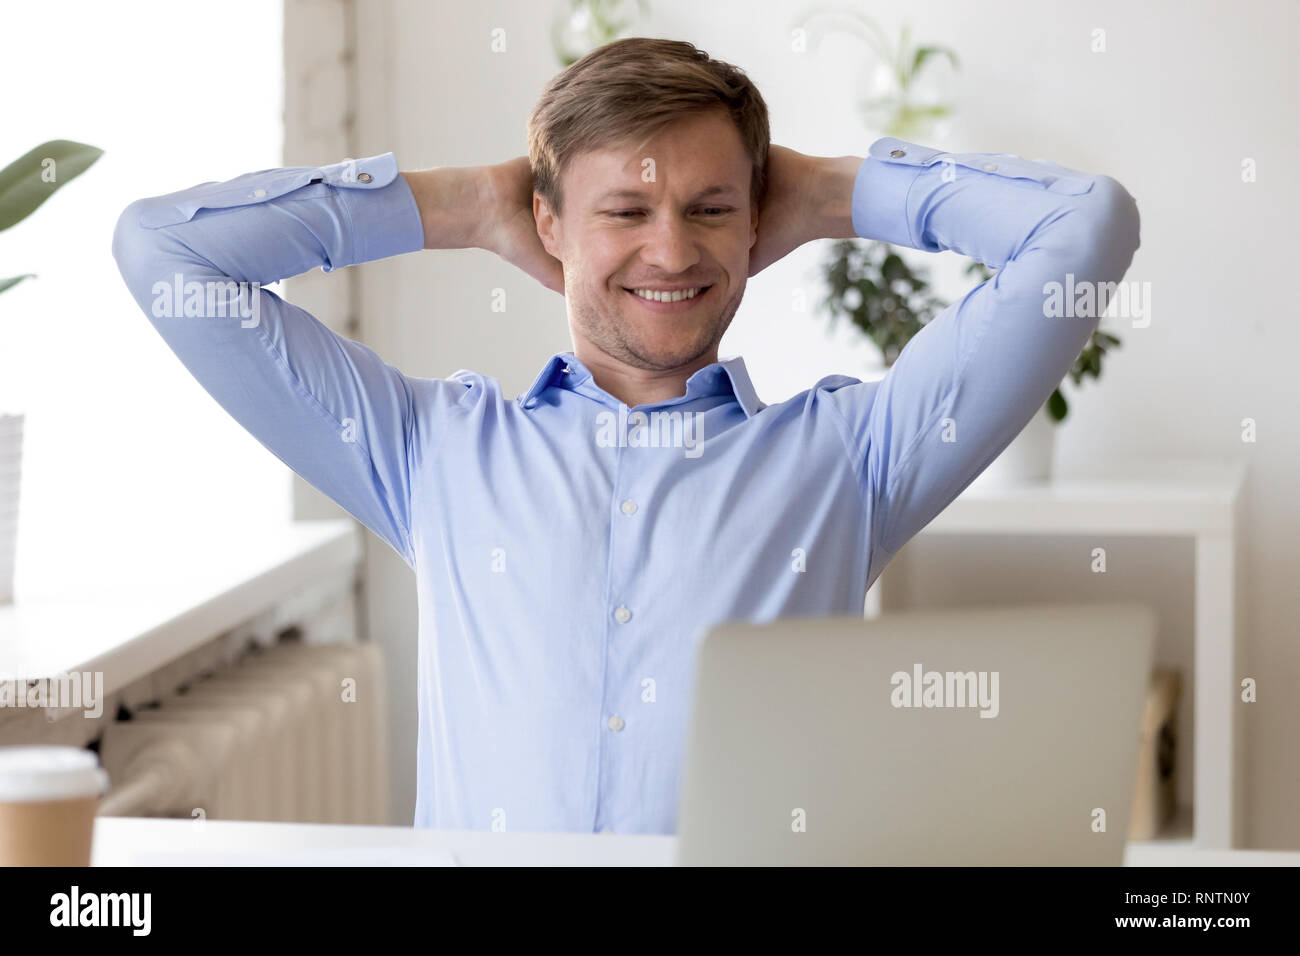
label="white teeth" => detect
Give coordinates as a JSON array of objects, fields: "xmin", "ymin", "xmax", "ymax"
[{"xmin": 631, "ymin": 287, "xmax": 703, "ymax": 303}]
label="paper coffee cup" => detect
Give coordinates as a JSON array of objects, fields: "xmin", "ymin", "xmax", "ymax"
[{"xmin": 0, "ymin": 746, "xmax": 109, "ymax": 866}]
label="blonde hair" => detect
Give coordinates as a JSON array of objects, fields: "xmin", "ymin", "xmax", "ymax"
[{"xmin": 527, "ymin": 37, "xmax": 771, "ymax": 217}]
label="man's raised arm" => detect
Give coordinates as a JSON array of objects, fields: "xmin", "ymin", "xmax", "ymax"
[
  {"xmin": 810, "ymin": 139, "xmax": 1141, "ymax": 586},
  {"xmin": 113, "ymin": 153, "xmax": 440, "ymax": 567}
]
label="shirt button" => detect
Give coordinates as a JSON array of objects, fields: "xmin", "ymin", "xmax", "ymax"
[
  {"xmin": 357, "ymin": 172, "xmax": 373, "ymax": 183},
  {"xmin": 561, "ymin": 364, "xmax": 571, "ymax": 374},
  {"xmin": 614, "ymin": 606, "xmax": 631, "ymax": 623},
  {"xmin": 252, "ymin": 188, "xmax": 267, "ymax": 198},
  {"xmin": 620, "ymin": 499, "xmax": 637, "ymax": 516},
  {"xmin": 982, "ymin": 163, "xmax": 997, "ymax": 172},
  {"xmin": 889, "ymin": 148, "xmax": 905, "ymax": 157},
  {"xmin": 608, "ymin": 715, "xmax": 625, "ymax": 732}
]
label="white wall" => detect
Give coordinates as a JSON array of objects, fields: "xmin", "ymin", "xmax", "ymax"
[{"xmin": 341, "ymin": 0, "xmax": 1299, "ymax": 844}]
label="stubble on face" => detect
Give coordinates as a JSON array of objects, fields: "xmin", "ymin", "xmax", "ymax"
[{"xmin": 566, "ymin": 260, "xmax": 746, "ymax": 373}]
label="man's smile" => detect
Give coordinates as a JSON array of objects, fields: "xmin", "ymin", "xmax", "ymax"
[{"xmin": 621, "ymin": 283, "xmax": 715, "ymax": 313}]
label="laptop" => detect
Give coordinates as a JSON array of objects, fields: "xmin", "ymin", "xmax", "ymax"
[{"xmin": 675, "ymin": 601, "xmax": 1155, "ymax": 865}]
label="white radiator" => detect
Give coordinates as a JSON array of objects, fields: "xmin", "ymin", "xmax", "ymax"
[{"xmin": 97, "ymin": 641, "xmax": 388, "ymax": 825}]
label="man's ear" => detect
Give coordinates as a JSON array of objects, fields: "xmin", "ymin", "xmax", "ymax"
[{"xmin": 534, "ymin": 193, "xmax": 561, "ymax": 259}]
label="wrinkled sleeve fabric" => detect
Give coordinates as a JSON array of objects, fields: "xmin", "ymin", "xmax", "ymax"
[
  {"xmin": 111, "ymin": 153, "xmax": 428, "ymax": 568},
  {"xmin": 825, "ymin": 138, "xmax": 1142, "ymax": 587}
]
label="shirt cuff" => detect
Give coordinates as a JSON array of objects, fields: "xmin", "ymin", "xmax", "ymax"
[
  {"xmin": 850, "ymin": 139, "xmax": 926, "ymax": 249},
  {"xmin": 331, "ymin": 152, "xmax": 426, "ymax": 266}
]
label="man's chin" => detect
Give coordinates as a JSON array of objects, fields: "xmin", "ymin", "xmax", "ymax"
[
  {"xmin": 574, "ymin": 293, "xmax": 735, "ymax": 370},
  {"xmin": 619, "ymin": 330, "xmax": 719, "ymax": 371}
]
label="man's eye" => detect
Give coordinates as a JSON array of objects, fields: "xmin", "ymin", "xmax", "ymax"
[{"xmin": 607, "ymin": 208, "xmax": 730, "ymax": 219}]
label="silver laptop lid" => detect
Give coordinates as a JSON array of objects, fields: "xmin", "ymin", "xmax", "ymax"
[{"xmin": 676, "ymin": 602, "xmax": 1155, "ymax": 865}]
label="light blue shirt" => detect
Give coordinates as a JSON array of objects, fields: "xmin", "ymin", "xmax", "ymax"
[{"xmin": 112, "ymin": 138, "xmax": 1140, "ymax": 834}]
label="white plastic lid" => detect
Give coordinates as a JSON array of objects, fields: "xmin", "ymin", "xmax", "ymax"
[{"xmin": 0, "ymin": 746, "xmax": 109, "ymax": 802}]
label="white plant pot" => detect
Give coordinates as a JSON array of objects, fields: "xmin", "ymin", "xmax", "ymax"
[
  {"xmin": 968, "ymin": 403, "xmax": 1056, "ymax": 489},
  {"xmin": 0, "ymin": 413, "xmax": 22, "ymax": 604}
]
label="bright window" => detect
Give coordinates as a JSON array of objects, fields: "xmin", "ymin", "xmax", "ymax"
[{"xmin": 0, "ymin": 1, "xmax": 287, "ymax": 598}]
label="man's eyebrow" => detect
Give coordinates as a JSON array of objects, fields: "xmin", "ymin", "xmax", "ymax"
[{"xmin": 594, "ymin": 184, "xmax": 742, "ymax": 203}]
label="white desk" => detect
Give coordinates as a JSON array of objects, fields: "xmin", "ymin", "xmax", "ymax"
[{"xmin": 91, "ymin": 817, "xmax": 1297, "ymax": 867}]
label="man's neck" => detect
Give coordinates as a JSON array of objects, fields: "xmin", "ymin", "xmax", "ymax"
[{"xmin": 574, "ymin": 346, "xmax": 719, "ymax": 409}]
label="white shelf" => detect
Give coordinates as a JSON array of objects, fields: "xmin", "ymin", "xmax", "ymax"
[
  {"xmin": 873, "ymin": 457, "xmax": 1248, "ymax": 849},
  {"xmin": 0, "ymin": 519, "xmax": 361, "ymax": 695},
  {"xmin": 929, "ymin": 458, "xmax": 1245, "ymax": 535}
]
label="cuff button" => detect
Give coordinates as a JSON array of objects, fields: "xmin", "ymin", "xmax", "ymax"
[
  {"xmin": 889, "ymin": 148, "xmax": 905, "ymax": 158},
  {"xmin": 357, "ymin": 172, "xmax": 373, "ymax": 183}
]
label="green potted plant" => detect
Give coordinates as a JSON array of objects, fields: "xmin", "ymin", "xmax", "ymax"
[
  {"xmin": 0, "ymin": 139, "xmax": 102, "ymax": 603},
  {"xmin": 802, "ymin": 9, "xmax": 1120, "ymax": 484},
  {"xmin": 821, "ymin": 246, "xmax": 1122, "ymax": 485}
]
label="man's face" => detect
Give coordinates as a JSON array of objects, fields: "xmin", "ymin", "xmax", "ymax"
[{"xmin": 535, "ymin": 109, "xmax": 758, "ymax": 374}]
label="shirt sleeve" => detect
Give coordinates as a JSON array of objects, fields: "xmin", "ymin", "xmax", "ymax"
[
  {"xmin": 111, "ymin": 153, "xmax": 429, "ymax": 568},
  {"xmin": 823, "ymin": 137, "xmax": 1142, "ymax": 587}
]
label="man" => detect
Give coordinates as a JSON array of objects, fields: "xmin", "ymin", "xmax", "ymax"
[{"xmin": 112, "ymin": 38, "xmax": 1140, "ymax": 834}]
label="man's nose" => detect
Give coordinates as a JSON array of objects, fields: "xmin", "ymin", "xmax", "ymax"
[{"xmin": 639, "ymin": 213, "xmax": 702, "ymax": 276}]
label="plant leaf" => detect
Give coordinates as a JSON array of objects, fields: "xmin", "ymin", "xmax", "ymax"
[
  {"xmin": 881, "ymin": 251, "xmax": 908, "ymax": 282},
  {"xmin": 897, "ymin": 22, "xmax": 912, "ymax": 87},
  {"xmin": 0, "ymin": 273, "xmax": 37, "ymax": 295},
  {"xmin": 911, "ymin": 45, "xmax": 960, "ymax": 79},
  {"xmin": 0, "ymin": 140, "xmax": 103, "ymax": 233},
  {"xmin": 1047, "ymin": 388, "xmax": 1068, "ymax": 422}
]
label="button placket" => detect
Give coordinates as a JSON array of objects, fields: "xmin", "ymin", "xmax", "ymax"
[{"xmin": 599, "ymin": 433, "xmax": 645, "ymax": 826}]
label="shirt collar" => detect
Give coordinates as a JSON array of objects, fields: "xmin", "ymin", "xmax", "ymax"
[{"xmin": 518, "ymin": 351, "xmax": 765, "ymax": 419}]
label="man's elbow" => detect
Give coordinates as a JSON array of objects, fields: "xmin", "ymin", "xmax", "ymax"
[
  {"xmin": 1093, "ymin": 174, "xmax": 1141, "ymax": 256},
  {"xmin": 1070, "ymin": 174, "xmax": 1142, "ymax": 281},
  {"xmin": 111, "ymin": 200, "xmax": 150, "ymax": 275},
  {"xmin": 111, "ymin": 200, "xmax": 168, "ymax": 313}
]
